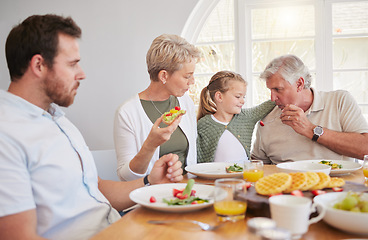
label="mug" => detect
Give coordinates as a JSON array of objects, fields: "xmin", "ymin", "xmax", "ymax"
[{"xmin": 269, "ymin": 195, "xmax": 325, "ymax": 239}]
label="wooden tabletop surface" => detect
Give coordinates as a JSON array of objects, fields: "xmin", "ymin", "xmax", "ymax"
[{"xmin": 91, "ymin": 165, "xmax": 367, "ymax": 240}]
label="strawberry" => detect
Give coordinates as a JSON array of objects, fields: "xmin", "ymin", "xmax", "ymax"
[
  {"xmin": 291, "ymin": 190, "xmax": 304, "ymax": 197},
  {"xmin": 173, "ymin": 188, "xmax": 183, "ymax": 197},
  {"xmin": 269, "ymin": 193, "xmax": 282, "ymax": 198},
  {"xmin": 260, "ymin": 120, "xmax": 265, "ymax": 126},
  {"xmin": 176, "ymin": 192, "xmax": 188, "ymax": 200},
  {"xmin": 311, "ymin": 190, "xmax": 326, "ymax": 196},
  {"xmin": 245, "ymin": 182, "xmax": 252, "ymax": 190},
  {"xmin": 149, "ymin": 196, "xmax": 156, "ymax": 203},
  {"xmin": 175, "ymin": 106, "xmax": 181, "ymax": 110},
  {"xmin": 332, "ymin": 187, "xmax": 343, "ymax": 192}
]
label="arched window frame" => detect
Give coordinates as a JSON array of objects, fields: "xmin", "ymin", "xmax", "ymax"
[{"xmin": 182, "ymin": 0, "xmax": 368, "ymax": 114}]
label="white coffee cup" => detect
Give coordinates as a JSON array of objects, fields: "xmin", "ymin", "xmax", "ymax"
[{"xmin": 269, "ymin": 195, "xmax": 325, "ymax": 240}]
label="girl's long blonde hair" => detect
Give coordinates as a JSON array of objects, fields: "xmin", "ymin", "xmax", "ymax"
[{"xmin": 197, "ymin": 70, "xmax": 247, "ymax": 121}]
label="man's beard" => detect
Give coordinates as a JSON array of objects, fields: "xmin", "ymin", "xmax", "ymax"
[{"xmin": 44, "ymin": 74, "xmax": 79, "ymax": 107}]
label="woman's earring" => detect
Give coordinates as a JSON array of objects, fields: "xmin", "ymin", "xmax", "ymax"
[{"xmin": 162, "ymin": 81, "xmax": 166, "ymax": 85}]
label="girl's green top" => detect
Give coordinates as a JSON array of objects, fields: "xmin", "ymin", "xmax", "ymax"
[{"xmin": 197, "ymin": 100, "xmax": 275, "ymax": 163}]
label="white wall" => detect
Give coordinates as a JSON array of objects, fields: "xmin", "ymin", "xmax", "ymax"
[{"xmin": 0, "ymin": 0, "xmax": 198, "ymax": 150}]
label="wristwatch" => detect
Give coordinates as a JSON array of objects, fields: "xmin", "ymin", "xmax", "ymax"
[
  {"xmin": 312, "ymin": 126, "xmax": 324, "ymax": 142},
  {"xmin": 143, "ymin": 175, "xmax": 151, "ymax": 186}
]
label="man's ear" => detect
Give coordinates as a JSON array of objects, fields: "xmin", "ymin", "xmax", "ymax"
[
  {"xmin": 296, "ymin": 77, "xmax": 305, "ymax": 92},
  {"xmin": 29, "ymin": 54, "xmax": 46, "ymax": 78}
]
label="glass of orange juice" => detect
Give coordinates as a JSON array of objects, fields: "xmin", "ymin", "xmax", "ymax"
[
  {"xmin": 243, "ymin": 160, "xmax": 264, "ymax": 184},
  {"xmin": 214, "ymin": 178, "xmax": 247, "ymax": 222},
  {"xmin": 363, "ymin": 155, "xmax": 368, "ymax": 184}
]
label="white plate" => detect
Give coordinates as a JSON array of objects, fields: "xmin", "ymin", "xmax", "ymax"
[
  {"xmin": 129, "ymin": 183, "xmax": 214, "ymax": 212},
  {"xmin": 185, "ymin": 162, "xmax": 243, "ymax": 179},
  {"xmin": 276, "ymin": 161, "xmax": 331, "ymax": 175},
  {"xmin": 306, "ymin": 160, "xmax": 362, "ymax": 176}
]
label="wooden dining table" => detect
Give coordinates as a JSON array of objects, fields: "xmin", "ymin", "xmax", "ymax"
[{"xmin": 91, "ymin": 165, "xmax": 367, "ymax": 240}]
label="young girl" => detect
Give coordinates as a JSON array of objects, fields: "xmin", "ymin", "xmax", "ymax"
[{"xmin": 197, "ymin": 70, "xmax": 275, "ymax": 163}]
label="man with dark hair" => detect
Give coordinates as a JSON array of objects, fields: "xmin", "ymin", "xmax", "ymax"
[
  {"xmin": 0, "ymin": 14, "xmax": 183, "ymax": 240},
  {"xmin": 6, "ymin": 14, "xmax": 82, "ymax": 81}
]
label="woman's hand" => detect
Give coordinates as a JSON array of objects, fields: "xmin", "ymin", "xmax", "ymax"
[
  {"xmin": 128, "ymin": 115, "xmax": 182, "ymax": 174},
  {"xmin": 145, "ymin": 114, "xmax": 183, "ymax": 150}
]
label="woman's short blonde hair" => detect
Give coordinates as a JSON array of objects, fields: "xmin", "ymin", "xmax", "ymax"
[{"xmin": 146, "ymin": 34, "xmax": 201, "ymax": 81}]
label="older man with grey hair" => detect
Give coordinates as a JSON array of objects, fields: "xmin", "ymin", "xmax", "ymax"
[{"xmin": 251, "ymin": 54, "xmax": 368, "ymax": 164}]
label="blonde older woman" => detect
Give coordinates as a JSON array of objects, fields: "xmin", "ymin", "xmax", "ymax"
[{"xmin": 114, "ymin": 34, "xmax": 201, "ymax": 181}]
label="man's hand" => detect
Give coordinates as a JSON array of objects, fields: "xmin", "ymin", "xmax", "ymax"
[
  {"xmin": 99, "ymin": 154, "xmax": 183, "ymax": 211},
  {"xmin": 149, "ymin": 153, "xmax": 183, "ymax": 185},
  {"xmin": 280, "ymin": 104, "xmax": 314, "ymax": 139}
]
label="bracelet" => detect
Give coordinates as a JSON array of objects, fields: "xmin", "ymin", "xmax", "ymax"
[{"xmin": 143, "ymin": 175, "xmax": 151, "ymax": 186}]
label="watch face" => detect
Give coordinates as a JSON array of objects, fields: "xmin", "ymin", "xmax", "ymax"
[{"xmin": 314, "ymin": 126, "xmax": 323, "ymax": 135}]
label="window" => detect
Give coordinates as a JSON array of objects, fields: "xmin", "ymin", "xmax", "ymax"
[
  {"xmin": 184, "ymin": 0, "xmax": 368, "ymax": 119},
  {"xmin": 250, "ymin": 3, "xmax": 316, "ymax": 104},
  {"xmin": 186, "ymin": 0, "xmax": 236, "ymax": 106},
  {"xmin": 332, "ymin": 1, "xmax": 368, "ymax": 117}
]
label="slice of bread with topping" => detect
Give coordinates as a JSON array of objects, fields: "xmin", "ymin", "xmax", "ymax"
[{"xmin": 162, "ymin": 106, "xmax": 186, "ymax": 125}]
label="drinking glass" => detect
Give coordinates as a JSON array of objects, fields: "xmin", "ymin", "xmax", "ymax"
[
  {"xmin": 243, "ymin": 160, "xmax": 264, "ymax": 184},
  {"xmin": 213, "ymin": 178, "xmax": 247, "ymax": 222},
  {"xmin": 363, "ymin": 155, "xmax": 368, "ymax": 184}
]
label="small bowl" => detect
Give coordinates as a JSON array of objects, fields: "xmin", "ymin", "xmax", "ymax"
[
  {"xmin": 276, "ymin": 161, "xmax": 331, "ymax": 175},
  {"xmin": 314, "ymin": 192, "xmax": 368, "ymax": 235}
]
